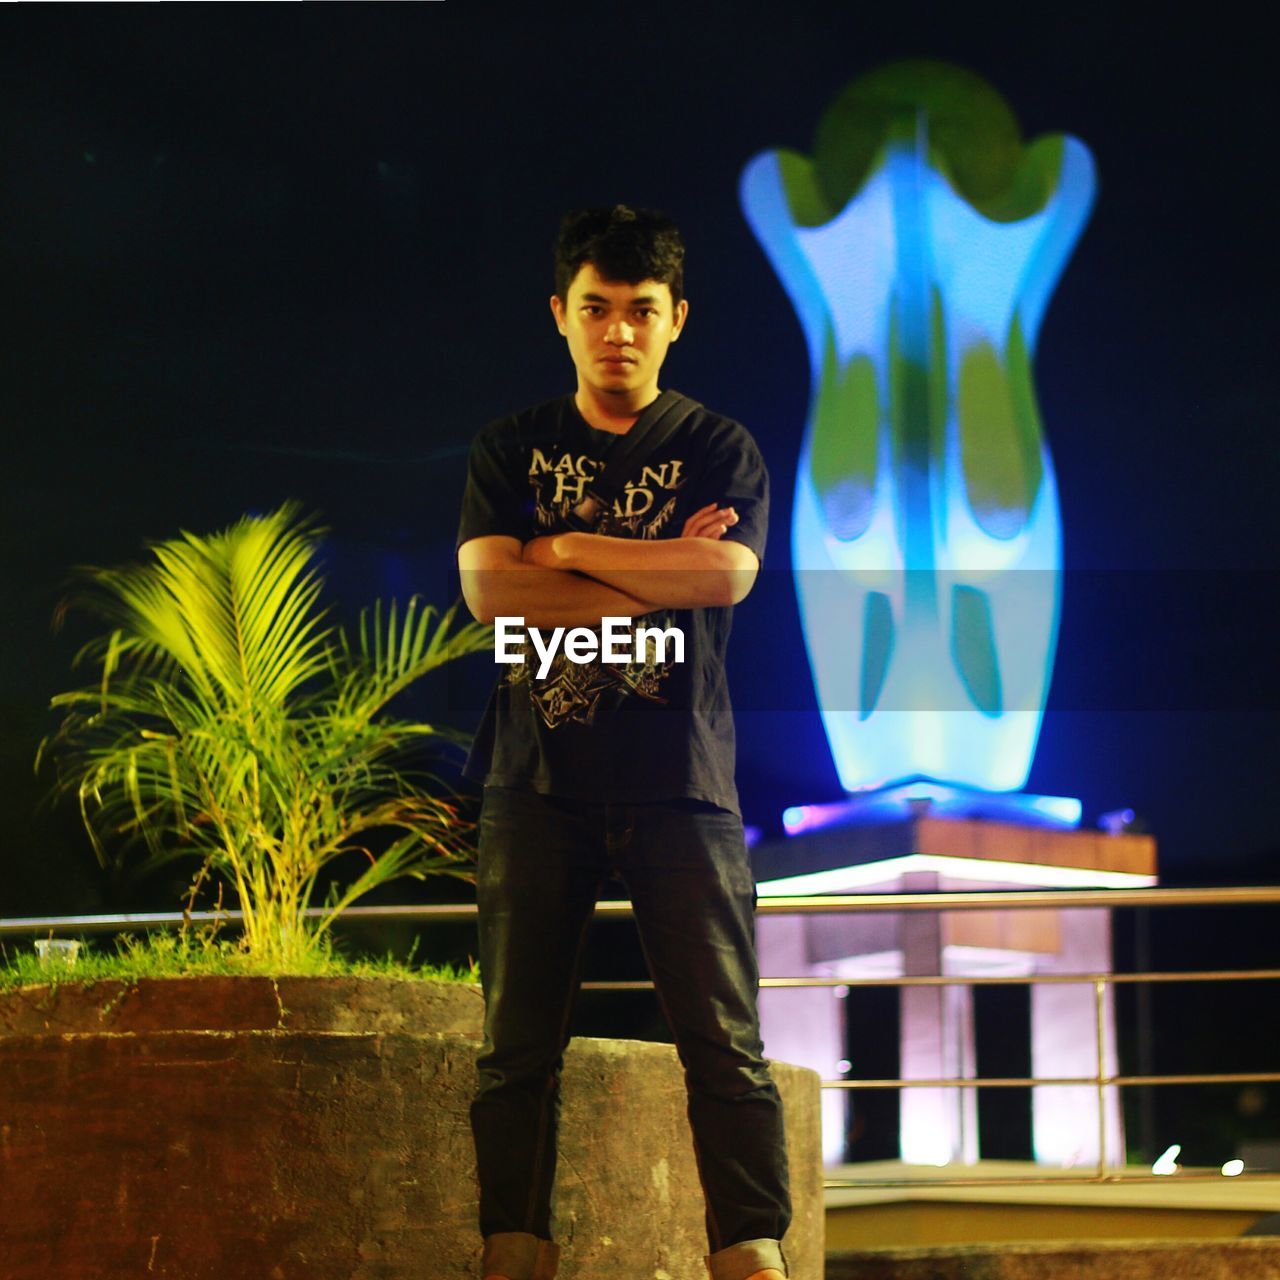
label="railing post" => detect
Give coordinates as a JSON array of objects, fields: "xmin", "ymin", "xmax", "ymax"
[{"xmin": 1095, "ymin": 976, "xmax": 1108, "ymax": 1180}]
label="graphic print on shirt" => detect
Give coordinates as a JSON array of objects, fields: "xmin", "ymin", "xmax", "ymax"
[
  {"xmin": 508, "ymin": 444, "xmax": 689, "ymax": 729},
  {"xmin": 529, "ymin": 446, "xmax": 685, "ymax": 538}
]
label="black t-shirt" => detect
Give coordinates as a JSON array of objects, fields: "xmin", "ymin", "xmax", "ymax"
[{"xmin": 455, "ymin": 391, "xmax": 769, "ymax": 815}]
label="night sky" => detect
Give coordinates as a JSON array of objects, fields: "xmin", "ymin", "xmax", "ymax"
[{"xmin": 2, "ymin": 7, "xmax": 1277, "ymax": 934}]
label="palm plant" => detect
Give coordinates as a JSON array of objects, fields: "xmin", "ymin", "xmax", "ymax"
[{"xmin": 39, "ymin": 503, "xmax": 492, "ymax": 969}]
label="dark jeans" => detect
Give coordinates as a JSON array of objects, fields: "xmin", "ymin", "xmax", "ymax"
[{"xmin": 469, "ymin": 785, "xmax": 792, "ymax": 1263}]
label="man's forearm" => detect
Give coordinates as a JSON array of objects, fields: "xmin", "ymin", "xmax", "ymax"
[
  {"xmin": 532, "ymin": 532, "xmax": 757, "ymax": 608},
  {"xmin": 461, "ymin": 561, "xmax": 658, "ymax": 628}
]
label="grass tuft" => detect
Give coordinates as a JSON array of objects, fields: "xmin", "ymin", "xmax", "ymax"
[{"xmin": 0, "ymin": 925, "xmax": 478, "ymax": 993}]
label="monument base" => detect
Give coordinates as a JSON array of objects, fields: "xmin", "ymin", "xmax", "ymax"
[{"xmin": 752, "ymin": 810, "xmax": 1157, "ymax": 1169}]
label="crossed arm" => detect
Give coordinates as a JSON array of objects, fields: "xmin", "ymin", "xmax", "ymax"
[{"xmin": 458, "ymin": 503, "xmax": 760, "ymax": 628}]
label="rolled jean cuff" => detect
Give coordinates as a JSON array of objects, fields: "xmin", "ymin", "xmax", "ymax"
[
  {"xmin": 481, "ymin": 1231, "xmax": 560, "ymax": 1280},
  {"xmin": 705, "ymin": 1237, "xmax": 787, "ymax": 1280}
]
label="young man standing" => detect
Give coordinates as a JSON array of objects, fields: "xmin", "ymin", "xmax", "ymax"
[{"xmin": 456, "ymin": 205, "xmax": 790, "ymax": 1280}]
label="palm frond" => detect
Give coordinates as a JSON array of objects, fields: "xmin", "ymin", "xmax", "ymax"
[
  {"xmin": 337, "ymin": 596, "xmax": 492, "ymax": 721},
  {"xmin": 43, "ymin": 505, "xmax": 486, "ymax": 968}
]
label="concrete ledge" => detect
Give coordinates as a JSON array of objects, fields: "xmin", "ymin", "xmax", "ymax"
[
  {"xmin": 0, "ymin": 974, "xmax": 487, "ymax": 1035},
  {"xmin": 826, "ymin": 1160, "xmax": 1280, "ymax": 1214},
  {"xmin": 0, "ymin": 987, "xmax": 822, "ymax": 1279},
  {"xmin": 827, "ymin": 1239, "xmax": 1280, "ymax": 1280},
  {"xmin": 824, "ymin": 1160, "xmax": 1280, "ymax": 1249}
]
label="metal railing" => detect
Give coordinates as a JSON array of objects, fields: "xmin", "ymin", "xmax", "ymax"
[{"xmin": 5, "ymin": 886, "xmax": 1280, "ymax": 1192}]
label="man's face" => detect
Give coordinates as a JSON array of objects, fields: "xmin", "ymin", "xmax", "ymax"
[{"xmin": 550, "ymin": 262, "xmax": 688, "ymax": 401}]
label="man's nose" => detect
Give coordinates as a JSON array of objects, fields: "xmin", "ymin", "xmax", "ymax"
[{"xmin": 605, "ymin": 319, "xmax": 635, "ymax": 345}]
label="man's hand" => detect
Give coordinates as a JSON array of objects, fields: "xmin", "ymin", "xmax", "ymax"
[
  {"xmin": 524, "ymin": 502, "xmax": 741, "ymax": 567},
  {"xmin": 681, "ymin": 502, "xmax": 739, "ymax": 539},
  {"xmin": 458, "ymin": 534, "xmax": 656, "ymax": 627},
  {"xmin": 524, "ymin": 514, "xmax": 757, "ymax": 608},
  {"xmin": 522, "ymin": 534, "xmax": 569, "ymax": 569}
]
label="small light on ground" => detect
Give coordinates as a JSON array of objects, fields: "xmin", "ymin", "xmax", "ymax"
[
  {"xmin": 1223, "ymin": 1159, "xmax": 1245, "ymax": 1177},
  {"xmin": 1152, "ymin": 1144, "xmax": 1181, "ymax": 1176}
]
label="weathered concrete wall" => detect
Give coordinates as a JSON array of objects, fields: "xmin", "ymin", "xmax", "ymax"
[
  {"xmin": 828, "ymin": 1239, "xmax": 1280, "ymax": 1280},
  {"xmin": 0, "ymin": 974, "xmax": 488, "ymax": 1036},
  {"xmin": 0, "ymin": 977, "xmax": 821, "ymax": 1279},
  {"xmin": 557, "ymin": 1038, "xmax": 823, "ymax": 1279}
]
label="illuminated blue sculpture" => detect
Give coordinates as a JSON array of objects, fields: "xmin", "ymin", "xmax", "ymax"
[{"xmin": 741, "ymin": 62, "xmax": 1096, "ymax": 795}]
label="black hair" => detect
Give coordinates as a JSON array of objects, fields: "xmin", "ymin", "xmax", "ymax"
[{"xmin": 553, "ymin": 204, "xmax": 685, "ymax": 307}]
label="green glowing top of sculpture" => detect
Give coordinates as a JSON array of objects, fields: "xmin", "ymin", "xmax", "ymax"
[{"xmin": 781, "ymin": 59, "xmax": 1071, "ymax": 227}]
